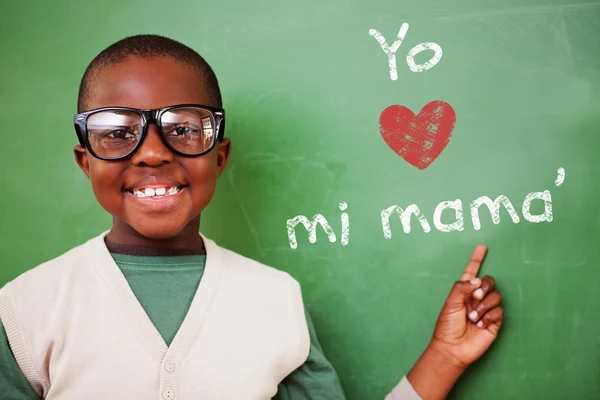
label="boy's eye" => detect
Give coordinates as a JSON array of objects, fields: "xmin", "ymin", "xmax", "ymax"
[
  {"xmin": 105, "ymin": 129, "xmax": 135, "ymax": 139},
  {"xmin": 174, "ymin": 126, "xmax": 192, "ymax": 135},
  {"xmin": 166, "ymin": 124, "xmax": 201, "ymax": 137}
]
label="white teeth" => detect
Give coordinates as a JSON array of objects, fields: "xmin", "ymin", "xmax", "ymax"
[{"xmin": 132, "ymin": 186, "xmax": 181, "ymax": 198}]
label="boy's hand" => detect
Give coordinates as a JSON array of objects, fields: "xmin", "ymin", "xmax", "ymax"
[
  {"xmin": 405, "ymin": 245, "xmax": 503, "ymax": 400},
  {"xmin": 430, "ymin": 244, "xmax": 503, "ymax": 368}
]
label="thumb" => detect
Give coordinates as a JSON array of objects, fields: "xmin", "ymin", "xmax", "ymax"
[{"xmin": 445, "ymin": 278, "xmax": 481, "ymax": 306}]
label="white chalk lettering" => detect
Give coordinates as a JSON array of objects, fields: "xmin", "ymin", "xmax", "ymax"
[
  {"xmin": 433, "ymin": 200, "xmax": 464, "ymax": 232},
  {"xmin": 286, "ymin": 168, "xmax": 566, "ymax": 248},
  {"xmin": 555, "ymin": 167, "xmax": 565, "ymax": 187},
  {"xmin": 340, "ymin": 201, "xmax": 349, "ymax": 246},
  {"xmin": 381, "ymin": 204, "xmax": 431, "ymax": 238},
  {"xmin": 287, "ymin": 214, "xmax": 337, "ymax": 249},
  {"xmin": 369, "ymin": 22, "xmax": 443, "ymax": 79},
  {"xmin": 368, "ymin": 23, "xmax": 409, "ymax": 81},
  {"xmin": 522, "ymin": 190, "xmax": 553, "ymax": 223},
  {"xmin": 406, "ymin": 42, "xmax": 443, "ymax": 72},
  {"xmin": 470, "ymin": 195, "xmax": 520, "ymax": 231}
]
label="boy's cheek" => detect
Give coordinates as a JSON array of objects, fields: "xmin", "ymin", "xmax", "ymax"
[
  {"xmin": 88, "ymin": 159, "xmax": 126, "ymax": 182},
  {"xmin": 87, "ymin": 163, "xmax": 127, "ymax": 208}
]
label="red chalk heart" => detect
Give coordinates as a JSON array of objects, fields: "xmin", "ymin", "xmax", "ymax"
[{"xmin": 379, "ymin": 101, "xmax": 456, "ymax": 170}]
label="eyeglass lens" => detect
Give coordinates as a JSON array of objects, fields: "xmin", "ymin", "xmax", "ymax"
[{"xmin": 86, "ymin": 107, "xmax": 216, "ymax": 158}]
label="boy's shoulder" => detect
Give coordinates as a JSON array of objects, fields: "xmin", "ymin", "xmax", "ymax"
[{"xmin": 1, "ymin": 233, "xmax": 96, "ymax": 292}]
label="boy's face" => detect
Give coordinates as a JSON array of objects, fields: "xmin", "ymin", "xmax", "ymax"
[{"xmin": 74, "ymin": 56, "xmax": 230, "ymax": 242}]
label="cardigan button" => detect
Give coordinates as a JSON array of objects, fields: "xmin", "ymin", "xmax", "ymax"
[
  {"xmin": 162, "ymin": 389, "xmax": 175, "ymax": 400},
  {"xmin": 165, "ymin": 360, "xmax": 176, "ymax": 373}
]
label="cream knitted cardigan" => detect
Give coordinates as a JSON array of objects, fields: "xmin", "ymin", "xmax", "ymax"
[{"xmin": 0, "ymin": 231, "xmax": 310, "ymax": 399}]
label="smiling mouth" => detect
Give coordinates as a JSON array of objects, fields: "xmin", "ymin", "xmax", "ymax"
[{"xmin": 125, "ymin": 185, "xmax": 187, "ymax": 199}]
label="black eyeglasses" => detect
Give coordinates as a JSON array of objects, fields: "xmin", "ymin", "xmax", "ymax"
[{"xmin": 74, "ymin": 104, "xmax": 225, "ymax": 161}]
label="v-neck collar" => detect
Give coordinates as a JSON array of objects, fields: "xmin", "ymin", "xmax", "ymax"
[{"xmin": 84, "ymin": 230, "xmax": 223, "ymax": 364}]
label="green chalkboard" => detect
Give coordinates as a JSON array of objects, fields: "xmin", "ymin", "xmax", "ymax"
[{"xmin": 2, "ymin": 0, "xmax": 600, "ymax": 399}]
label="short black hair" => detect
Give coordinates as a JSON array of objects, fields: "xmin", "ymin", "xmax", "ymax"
[{"xmin": 77, "ymin": 34, "xmax": 222, "ymax": 112}]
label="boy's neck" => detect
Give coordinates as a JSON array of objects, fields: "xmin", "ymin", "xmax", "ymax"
[{"xmin": 105, "ymin": 218, "xmax": 205, "ymax": 253}]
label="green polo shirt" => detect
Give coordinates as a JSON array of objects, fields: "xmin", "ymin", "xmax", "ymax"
[{"xmin": 0, "ymin": 252, "xmax": 345, "ymax": 400}]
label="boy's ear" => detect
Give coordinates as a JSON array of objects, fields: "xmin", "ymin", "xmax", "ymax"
[
  {"xmin": 74, "ymin": 145, "xmax": 91, "ymax": 179},
  {"xmin": 216, "ymin": 138, "xmax": 231, "ymax": 177}
]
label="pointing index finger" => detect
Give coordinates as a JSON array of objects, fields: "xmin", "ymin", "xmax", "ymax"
[{"xmin": 460, "ymin": 244, "xmax": 487, "ymax": 281}]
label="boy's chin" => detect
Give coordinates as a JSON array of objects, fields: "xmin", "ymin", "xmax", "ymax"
[{"xmin": 129, "ymin": 220, "xmax": 191, "ymax": 241}]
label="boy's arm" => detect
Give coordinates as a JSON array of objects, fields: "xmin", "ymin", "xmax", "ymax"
[
  {"xmin": 0, "ymin": 320, "xmax": 42, "ymax": 400},
  {"xmin": 274, "ymin": 307, "xmax": 346, "ymax": 400},
  {"xmin": 387, "ymin": 244, "xmax": 504, "ymax": 400},
  {"xmin": 276, "ymin": 245, "xmax": 502, "ymax": 400}
]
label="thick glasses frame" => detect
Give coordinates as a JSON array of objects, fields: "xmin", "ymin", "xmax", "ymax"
[{"xmin": 73, "ymin": 103, "xmax": 225, "ymax": 161}]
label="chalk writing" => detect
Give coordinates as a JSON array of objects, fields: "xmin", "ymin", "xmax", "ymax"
[
  {"xmin": 340, "ymin": 201, "xmax": 350, "ymax": 246},
  {"xmin": 286, "ymin": 168, "xmax": 565, "ymax": 249},
  {"xmin": 286, "ymin": 202, "xmax": 350, "ymax": 249},
  {"xmin": 287, "ymin": 214, "xmax": 337, "ymax": 250},
  {"xmin": 381, "ymin": 204, "xmax": 431, "ymax": 237},
  {"xmin": 470, "ymin": 195, "xmax": 520, "ymax": 231},
  {"xmin": 369, "ymin": 22, "xmax": 443, "ymax": 80},
  {"xmin": 433, "ymin": 200, "xmax": 464, "ymax": 233}
]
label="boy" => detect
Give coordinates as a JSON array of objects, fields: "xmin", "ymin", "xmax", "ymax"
[{"xmin": 0, "ymin": 35, "xmax": 503, "ymax": 399}]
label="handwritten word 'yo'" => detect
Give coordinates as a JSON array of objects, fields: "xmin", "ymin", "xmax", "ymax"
[{"xmin": 369, "ymin": 23, "xmax": 443, "ymax": 80}]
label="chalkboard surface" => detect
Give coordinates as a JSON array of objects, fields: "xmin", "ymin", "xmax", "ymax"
[{"xmin": 1, "ymin": 0, "xmax": 600, "ymax": 399}]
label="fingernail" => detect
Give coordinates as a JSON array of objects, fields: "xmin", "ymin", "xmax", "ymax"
[
  {"xmin": 474, "ymin": 288, "xmax": 483, "ymax": 299},
  {"xmin": 469, "ymin": 311, "xmax": 478, "ymax": 320},
  {"xmin": 477, "ymin": 320, "xmax": 484, "ymax": 328},
  {"xmin": 470, "ymin": 278, "xmax": 481, "ymax": 285}
]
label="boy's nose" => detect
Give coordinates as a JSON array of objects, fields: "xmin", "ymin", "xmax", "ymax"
[{"xmin": 130, "ymin": 122, "xmax": 175, "ymax": 166}]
